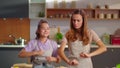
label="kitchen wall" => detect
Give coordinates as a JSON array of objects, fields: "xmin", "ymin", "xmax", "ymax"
[
  {"xmin": 30, "ymin": 19, "xmax": 120, "ymax": 40},
  {"xmin": 46, "ymin": 0, "xmax": 120, "ymax": 9},
  {"xmin": 30, "ymin": 0, "xmax": 120, "ymax": 40}
]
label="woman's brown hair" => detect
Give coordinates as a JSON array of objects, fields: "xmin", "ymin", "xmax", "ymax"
[{"xmin": 65, "ymin": 9, "xmax": 89, "ymax": 45}]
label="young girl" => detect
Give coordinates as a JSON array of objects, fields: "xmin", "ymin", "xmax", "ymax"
[
  {"xmin": 18, "ymin": 19, "xmax": 60, "ymax": 68},
  {"xmin": 58, "ymin": 9, "xmax": 107, "ymax": 68}
]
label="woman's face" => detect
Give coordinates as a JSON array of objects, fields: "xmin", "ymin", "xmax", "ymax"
[
  {"xmin": 38, "ymin": 23, "xmax": 50, "ymax": 37},
  {"xmin": 72, "ymin": 14, "xmax": 83, "ymax": 29}
]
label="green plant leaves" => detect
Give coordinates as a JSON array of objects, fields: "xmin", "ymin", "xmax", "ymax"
[{"xmin": 55, "ymin": 32, "xmax": 63, "ymax": 40}]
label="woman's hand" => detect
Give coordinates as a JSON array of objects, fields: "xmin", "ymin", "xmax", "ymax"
[
  {"xmin": 69, "ymin": 59, "xmax": 79, "ymax": 66},
  {"xmin": 80, "ymin": 52, "xmax": 91, "ymax": 58},
  {"xmin": 46, "ymin": 56, "xmax": 56, "ymax": 62}
]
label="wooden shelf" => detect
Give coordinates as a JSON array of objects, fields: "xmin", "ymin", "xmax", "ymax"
[
  {"xmin": 83, "ymin": 9, "xmax": 96, "ymax": 19},
  {"xmin": 84, "ymin": 9, "xmax": 120, "ymax": 19},
  {"xmin": 47, "ymin": 8, "xmax": 77, "ymax": 18},
  {"xmin": 46, "ymin": 8, "xmax": 120, "ymax": 20}
]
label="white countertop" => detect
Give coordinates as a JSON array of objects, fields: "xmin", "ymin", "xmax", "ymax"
[
  {"xmin": 0, "ymin": 45, "xmax": 25, "ymax": 48},
  {"xmin": 58, "ymin": 45, "xmax": 120, "ymax": 48},
  {"xmin": 0, "ymin": 44, "xmax": 120, "ymax": 48}
]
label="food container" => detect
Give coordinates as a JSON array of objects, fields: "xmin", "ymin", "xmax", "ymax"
[
  {"xmin": 113, "ymin": 14, "xmax": 118, "ymax": 19},
  {"xmin": 106, "ymin": 14, "xmax": 112, "ymax": 19},
  {"xmin": 98, "ymin": 13, "xmax": 104, "ymax": 19},
  {"xmin": 110, "ymin": 35, "xmax": 120, "ymax": 45}
]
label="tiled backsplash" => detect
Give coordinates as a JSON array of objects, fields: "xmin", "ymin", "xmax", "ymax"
[{"xmin": 30, "ymin": 19, "xmax": 120, "ymax": 40}]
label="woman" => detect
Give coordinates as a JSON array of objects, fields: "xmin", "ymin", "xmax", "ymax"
[
  {"xmin": 18, "ymin": 19, "xmax": 60, "ymax": 68},
  {"xmin": 58, "ymin": 9, "xmax": 107, "ymax": 68}
]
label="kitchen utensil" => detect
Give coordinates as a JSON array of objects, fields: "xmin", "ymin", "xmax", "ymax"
[{"xmin": 15, "ymin": 37, "xmax": 26, "ymax": 45}]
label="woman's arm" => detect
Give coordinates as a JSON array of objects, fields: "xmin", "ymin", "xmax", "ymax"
[
  {"xmin": 46, "ymin": 55, "xmax": 61, "ymax": 63},
  {"xmin": 58, "ymin": 41, "xmax": 70, "ymax": 64},
  {"xmin": 80, "ymin": 40, "xmax": 107, "ymax": 58},
  {"xmin": 86, "ymin": 29, "xmax": 107, "ymax": 57},
  {"xmin": 18, "ymin": 48, "xmax": 44, "ymax": 58},
  {"xmin": 89, "ymin": 40, "xmax": 107, "ymax": 57}
]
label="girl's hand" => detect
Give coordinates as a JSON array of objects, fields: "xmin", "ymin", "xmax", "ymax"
[
  {"xmin": 80, "ymin": 52, "xmax": 91, "ymax": 58},
  {"xmin": 33, "ymin": 50, "xmax": 44, "ymax": 56},
  {"xmin": 46, "ymin": 56, "xmax": 56, "ymax": 62}
]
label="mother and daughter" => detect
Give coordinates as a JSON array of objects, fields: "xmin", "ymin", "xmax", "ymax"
[{"xmin": 18, "ymin": 9, "xmax": 107, "ymax": 68}]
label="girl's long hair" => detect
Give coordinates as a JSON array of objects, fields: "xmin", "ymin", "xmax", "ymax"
[{"xmin": 66, "ymin": 9, "xmax": 90, "ymax": 45}]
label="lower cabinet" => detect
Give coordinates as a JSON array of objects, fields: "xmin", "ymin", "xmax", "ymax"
[
  {"xmin": 0, "ymin": 47, "xmax": 120, "ymax": 68},
  {"xmin": 91, "ymin": 48, "xmax": 120, "ymax": 68},
  {"xmin": 0, "ymin": 48, "xmax": 28, "ymax": 68},
  {"xmin": 59, "ymin": 48, "xmax": 120, "ymax": 68}
]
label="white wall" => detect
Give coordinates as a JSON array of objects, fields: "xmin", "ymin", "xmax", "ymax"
[
  {"xmin": 30, "ymin": 0, "xmax": 120, "ymax": 40},
  {"xmin": 30, "ymin": 19, "xmax": 120, "ymax": 40},
  {"xmin": 110, "ymin": 4, "xmax": 120, "ymax": 9}
]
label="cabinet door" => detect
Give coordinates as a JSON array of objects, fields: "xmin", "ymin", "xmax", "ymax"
[
  {"xmin": 0, "ymin": 0, "xmax": 28, "ymax": 18},
  {"xmin": 0, "ymin": 18, "xmax": 30, "ymax": 44},
  {"xmin": 91, "ymin": 48, "xmax": 120, "ymax": 68},
  {"xmin": 0, "ymin": 48, "xmax": 28, "ymax": 68}
]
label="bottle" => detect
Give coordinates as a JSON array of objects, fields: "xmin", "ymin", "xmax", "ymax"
[
  {"xmin": 49, "ymin": 25, "xmax": 57, "ymax": 41},
  {"xmin": 55, "ymin": 26, "xmax": 63, "ymax": 44},
  {"xmin": 102, "ymin": 33, "xmax": 110, "ymax": 44}
]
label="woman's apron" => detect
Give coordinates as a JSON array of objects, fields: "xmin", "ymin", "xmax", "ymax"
[
  {"xmin": 32, "ymin": 40, "xmax": 54, "ymax": 68},
  {"xmin": 68, "ymin": 40, "xmax": 93, "ymax": 68}
]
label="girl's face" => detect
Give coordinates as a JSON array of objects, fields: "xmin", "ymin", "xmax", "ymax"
[
  {"xmin": 72, "ymin": 14, "xmax": 83, "ymax": 29},
  {"xmin": 38, "ymin": 23, "xmax": 50, "ymax": 37}
]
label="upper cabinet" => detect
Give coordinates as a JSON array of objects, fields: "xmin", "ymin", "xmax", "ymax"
[
  {"xmin": 29, "ymin": 0, "xmax": 46, "ymax": 19},
  {"xmin": 46, "ymin": 8, "xmax": 120, "ymax": 20},
  {"xmin": 0, "ymin": 0, "xmax": 28, "ymax": 18}
]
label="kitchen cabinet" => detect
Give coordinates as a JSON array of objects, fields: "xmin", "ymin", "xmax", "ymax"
[
  {"xmin": 91, "ymin": 48, "xmax": 120, "ymax": 68},
  {"xmin": 29, "ymin": 0, "xmax": 46, "ymax": 19},
  {"xmin": 0, "ymin": 47, "xmax": 28, "ymax": 68},
  {"xmin": 46, "ymin": 8, "xmax": 120, "ymax": 20},
  {"xmin": 56, "ymin": 46, "xmax": 120, "ymax": 68},
  {"xmin": 0, "ymin": 0, "xmax": 28, "ymax": 18},
  {"xmin": 0, "ymin": 18, "xmax": 30, "ymax": 44},
  {"xmin": 1, "ymin": 45, "xmax": 120, "ymax": 68}
]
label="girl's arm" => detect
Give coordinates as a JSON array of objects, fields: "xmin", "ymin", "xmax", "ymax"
[{"xmin": 18, "ymin": 48, "xmax": 44, "ymax": 58}]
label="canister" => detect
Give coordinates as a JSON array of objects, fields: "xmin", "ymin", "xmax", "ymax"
[
  {"xmin": 106, "ymin": 14, "xmax": 111, "ymax": 19},
  {"xmin": 99, "ymin": 13, "xmax": 104, "ymax": 19},
  {"xmin": 113, "ymin": 14, "xmax": 118, "ymax": 19}
]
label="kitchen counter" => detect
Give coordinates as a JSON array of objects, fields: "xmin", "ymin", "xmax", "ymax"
[
  {"xmin": 0, "ymin": 45, "xmax": 25, "ymax": 48},
  {"xmin": 0, "ymin": 44, "xmax": 120, "ymax": 48}
]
